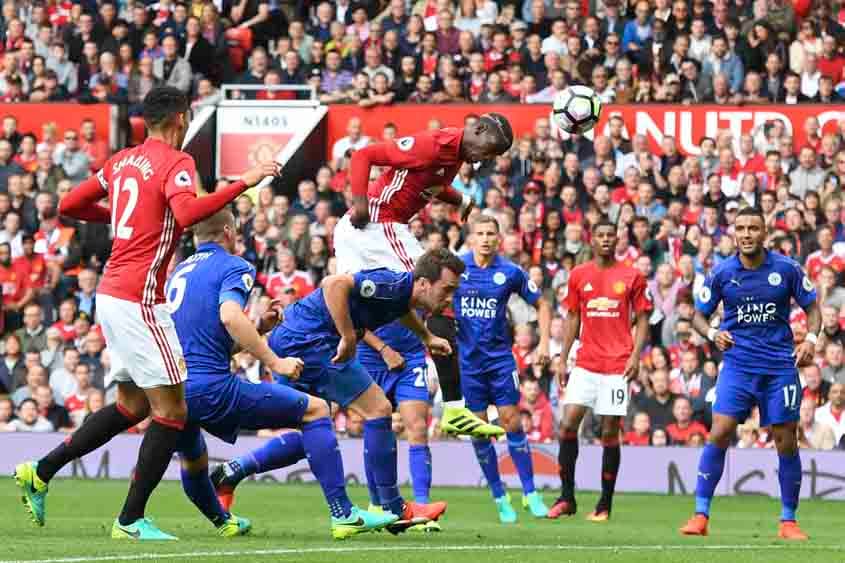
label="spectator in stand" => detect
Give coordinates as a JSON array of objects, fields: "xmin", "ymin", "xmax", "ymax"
[
  {"xmin": 12, "ymin": 364, "xmax": 49, "ymax": 406},
  {"xmin": 665, "ymin": 396, "xmax": 708, "ymax": 445},
  {"xmin": 8, "ymin": 398, "xmax": 53, "ymax": 432},
  {"xmin": 33, "ymin": 384, "xmax": 71, "ymax": 431},
  {"xmin": 821, "ymin": 341, "xmax": 845, "ymax": 385},
  {"xmin": 265, "ymin": 247, "xmax": 314, "ymax": 299},
  {"xmin": 624, "ymin": 412, "xmax": 652, "ymax": 446},
  {"xmin": 51, "ymin": 129, "xmax": 89, "ymax": 184},
  {"xmin": 815, "ymin": 383, "xmax": 845, "ymax": 448},
  {"xmin": 153, "ymin": 34, "xmax": 191, "ymax": 94},
  {"xmin": 802, "ymin": 363, "xmax": 830, "ymax": 408},
  {"xmin": 15, "ymin": 303, "xmax": 46, "ymax": 354},
  {"xmin": 634, "ymin": 368, "xmax": 678, "ymax": 430},
  {"xmin": 518, "ymin": 376, "xmax": 553, "ymax": 443},
  {"xmin": 0, "ymin": 396, "xmax": 14, "ymax": 430},
  {"xmin": 798, "ymin": 397, "xmax": 835, "ymax": 450}
]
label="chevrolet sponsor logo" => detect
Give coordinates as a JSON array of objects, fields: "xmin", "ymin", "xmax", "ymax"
[{"xmin": 586, "ymin": 297, "xmax": 619, "ymax": 311}]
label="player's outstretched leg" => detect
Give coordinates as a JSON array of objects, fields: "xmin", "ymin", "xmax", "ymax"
[
  {"xmin": 113, "ymin": 385, "xmax": 186, "ymax": 541},
  {"xmin": 680, "ymin": 414, "xmax": 735, "ymax": 536},
  {"xmin": 356, "ymin": 384, "xmax": 447, "ymax": 533},
  {"xmin": 212, "ymin": 432, "xmax": 306, "ymax": 510},
  {"xmin": 178, "ymin": 429, "xmax": 251, "ymax": 537},
  {"xmin": 588, "ymin": 419, "xmax": 622, "ymax": 522},
  {"xmin": 427, "ymin": 315, "xmax": 503, "ymax": 439},
  {"xmin": 772, "ymin": 421, "xmax": 807, "ymax": 541},
  {"xmin": 400, "ymin": 400, "xmax": 440, "ymax": 532},
  {"xmin": 15, "ymin": 389, "xmax": 146, "ymax": 527},
  {"xmin": 471, "ymin": 437, "xmax": 516, "ymax": 523}
]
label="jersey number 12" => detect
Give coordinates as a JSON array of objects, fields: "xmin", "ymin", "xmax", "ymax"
[{"xmin": 111, "ymin": 176, "xmax": 139, "ymax": 240}]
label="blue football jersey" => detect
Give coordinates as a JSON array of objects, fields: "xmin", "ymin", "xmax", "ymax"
[
  {"xmin": 166, "ymin": 242, "xmax": 256, "ymax": 377},
  {"xmin": 357, "ymin": 320, "xmax": 425, "ymax": 369},
  {"xmin": 453, "ymin": 252, "xmax": 541, "ymax": 376},
  {"xmin": 281, "ymin": 269, "xmax": 414, "ymax": 342},
  {"xmin": 695, "ymin": 250, "xmax": 816, "ymax": 374}
]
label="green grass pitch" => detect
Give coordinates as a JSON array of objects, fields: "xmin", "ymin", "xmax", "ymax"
[{"xmin": 3, "ymin": 478, "xmax": 844, "ymax": 563}]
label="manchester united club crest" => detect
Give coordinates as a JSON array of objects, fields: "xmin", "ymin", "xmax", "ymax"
[
  {"xmin": 178, "ymin": 357, "xmax": 187, "ymax": 377},
  {"xmin": 247, "ymin": 137, "xmax": 283, "ymax": 167},
  {"xmin": 613, "ymin": 281, "xmax": 626, "ymax": 295}
]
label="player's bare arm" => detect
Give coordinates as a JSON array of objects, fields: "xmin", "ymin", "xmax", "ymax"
[
  {"xmin": 399, "ymin": 311, "xmax": 451, "ymax": 356},
  {"xmin": 559, "ymin": 309, "xmax": 581, "ymax": 385},
  {"xmin": 361, "ymin": 330, "xmax": 406, "ymax": 371},
  {"xmin": 168, "ymin": 161, "xmax": 281, "ymax": 229},
  {"xmin": 534, "ymin": 298, "xmax": 553, "ymax": 366},
  {"xmin": 796, "ymin": 300, "xmax": 821, "ymax": 366},
  {"xmin": 693, "ymin": 310, "xmax": 734, "ymax": 351},
  {"xmin": 624, "ymin": 311, "xmax": 650, "ymax": 381},
  {"xmin": 320, "ymin": 274, "xmax": 358, "ymax": 363},
  {"xmin": 219, "ymin": 300, "xmax": 303, "ymax": 379}
]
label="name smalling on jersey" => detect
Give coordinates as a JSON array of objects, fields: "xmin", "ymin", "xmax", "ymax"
[{"xmin": 111, "ymin": 154, "xmax": 155, "ymax": 181}]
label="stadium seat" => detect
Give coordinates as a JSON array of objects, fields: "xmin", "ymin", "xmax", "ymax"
[
  {"xmin": 225, "ymin": 27, "xmax": 253, "ymax": 74},
  {"xmin": 128, "ymin": 116, "xmax": 146, "ymax": 146}
]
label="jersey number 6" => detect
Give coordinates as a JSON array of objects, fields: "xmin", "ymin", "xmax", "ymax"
[{"xmin": 166, "ymin": 264, "xmax": 197, "ymax": 312}]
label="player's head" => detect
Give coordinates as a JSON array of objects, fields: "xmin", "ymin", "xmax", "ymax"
[
  {"xmin": 412, "ymin": 248, "xmax": 465, "ymax": 314},
  {"xmin": 461, "ymin": 112, "xmax": 514, "ymax": 163},
  {"xmin": 193, "ymin": 209, "xmax": 237, "ymax": 253},
  {"xmin": 142, "ymin": 86, "xmax": 190, "ymax": 147},
  {"xmin": 471, "ymin": 215, "xmax": 500, "ymax": 257},
  {"xmin": 733, "ymin": 207, "xmax": 766, "ymax": 258},
  {"xmin": 591, "ymin": 217, "xmax": 617, "ymax": 259}
]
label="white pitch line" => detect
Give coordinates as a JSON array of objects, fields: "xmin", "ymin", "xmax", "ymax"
[{"xmin": 2, "ymin": 543, "xmax": 844, "ymax": 563}]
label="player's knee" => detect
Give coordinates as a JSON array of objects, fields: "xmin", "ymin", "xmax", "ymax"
[
  {"xmin": 151, "ymin": 398, "xmax": 188, "ymax": 423},
  {"xmin": 403, "ymin": 413, "xmax": 429, "ymax": 443},
  {"xmin": 498, "ymin": 409, "xmax": 522, "ymax": 433},
  {"xmin": 370, "ymin": 397, "xmax": 393, "ymax": 419},
  {"xmin": 180, "ymin": 451, "xmax": 208, "ymax": 474},
  {"xmin": 303, "ymin": 397, "xmax": 331, "ymax": 422}
]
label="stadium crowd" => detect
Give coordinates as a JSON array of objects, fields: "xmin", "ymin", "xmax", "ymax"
[{"xmin": 2, "ymin": 0, "xmax": 845, "ymax": 453}]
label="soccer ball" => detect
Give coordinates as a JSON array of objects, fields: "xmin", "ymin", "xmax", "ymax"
[{"xmin": 551, "ymin": 85, "xmax": 602, "ymax": 136}]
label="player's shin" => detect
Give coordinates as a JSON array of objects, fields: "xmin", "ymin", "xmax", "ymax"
[
  {"xmin": 557, "ymin": 430, "xmax": 579, "ymax": 502},
  {"xmin": 302, "ymin": 418, "xmax": 354, "ymax": 519},
  {"xmin": 597, "ymin": 435, "xmax": 621, "ymax": 514},
  {"xmin": 363, "ymin": 417, "xmax": 404, "ymax": 516},
  {"xmin": 471, "ymin": 438, "xmax": 506, "ymax": 499},
  {"xmin": 409, "ymin": 444, "xmax": 432, "ymax": 504},
  {"xmin": 181, "ymin": 466, "xmax": 229, "ymax": 527},
  {"xmin": 228, "ymin": 433, "xmax": 306, "ymax": 484},
  {"xmin": 37, "ymin": 403, "xmax": 142, "ymax": 484},
  {"xmin": 694, "ymin": 443, "xmax": 727, "ymax": 517},
  {"xmin": 364, "ymin": 456, "xmax": 382, "ymax": 508},
  {"xmin": 119, "ymin": 416, "xmax": 184, "ymax": 525},
  {"xmin": 427, "ymin": 315, "xmax": 462, "ymax": 407},
  {"xmin": 777, "ymin": 452, "xmax": 802, "ymax": 522},
  {"xmin": 506, "ymin": 432, "xmax": 535, "ymax": 494}
]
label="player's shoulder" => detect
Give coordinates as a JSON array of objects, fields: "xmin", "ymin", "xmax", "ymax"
[
  {"xmin": 710, "ymin": 254, "xmax": 739, "ymax": 280},
  {"xmin": 460, "ymin": 251, "xmax": 474, "ymax": 266},
  {"xmin": 222, "ymin": 252, "xmax": 256, "ymax": 275},
  {"xmin": 768, "ymin": 250, "xmax": 805, "ymax": 275},
  {"xmin": 358, "ymin": 267, "xmax": 409, "ymax": 282}
]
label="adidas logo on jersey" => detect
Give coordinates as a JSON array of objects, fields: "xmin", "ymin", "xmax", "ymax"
[{"xmin": 583, "ymin": 283, "xmax": 593, "ymax": 292}]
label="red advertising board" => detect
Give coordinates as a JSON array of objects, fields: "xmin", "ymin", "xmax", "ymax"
[
  {"xmin": 1, "ymin": 103, "xmax": 114, "ymax": 147},
  {"xmin": 326, "ymin": 104, "xmax": 845, "ymax": 157}
]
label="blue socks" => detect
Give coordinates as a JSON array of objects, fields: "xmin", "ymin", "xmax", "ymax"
[
  {"xmin": 472, "ymin": 438, "xmax": 505, "ymax": 499},
  {"xmin": 409, "ymin": 444, "xmax": 432, "ymax": 503},
  {"xmin": 778, "ymin": 453, "xmax": 802, "ymax": 522},
  {"xmin": 302, "ymin": 418, "xmax": 353, "ymax": 519},
  {"xmin": 231, "ymin": 432, "xmax": 306, "ymax": 482},
  {"xmin": 506, "ymin": 431, "xmax": 535, "ymax": 495},
  {"xmin": 364, "ymin": 417, "xmax": 403, "ymax": 515},
  {"xmin": 365, "ymin": 453, "xmax": 381, "ymax": 506},
  {"xmin": 181, "ymin": 468, "xmax": 229, "ymax": 527},
  {"xmin": 694, "ymin": 443, "xmax": 727, "ymax": 517}
]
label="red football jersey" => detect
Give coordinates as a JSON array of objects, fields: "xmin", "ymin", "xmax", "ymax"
[
  {"xmin": 353, "ymin": 128, "xmax": 464, "ymax": 224},
  {"xmin": 805, "ymin": 250, "xmax": 845, "ymax": 281},
  {"xmin": 96, "ymin": 138, "xmax": 195, "ymax": 304},
  {"xmin": 563, "ymin": 260, "xmax": 652, "ymax": 374}
]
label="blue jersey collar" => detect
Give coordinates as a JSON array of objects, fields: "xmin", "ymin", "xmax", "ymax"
[
  {"xmin": 733, "ymin": 249, "xmax": 772, "ymax": 271},
  {"xmin": 469, "ymin": 251, "xmax": 499, "ymax": 269}
]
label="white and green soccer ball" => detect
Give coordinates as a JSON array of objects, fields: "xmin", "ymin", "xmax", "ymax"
[{"xmin": 551, "ymin": 85, "xmax": 602, "ymax": 136}]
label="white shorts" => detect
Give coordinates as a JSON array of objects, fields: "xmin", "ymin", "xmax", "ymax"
[
  {"xmin": 563, "ymin": 367, "xmax": 628, "ymax": 416},
  {"xmin": 334, "ymin": 214, "xmax": 423, "ymax": 274},
  {"xmin": 97, "ymin": 293, "xmax": 186, "ymax": 389}
]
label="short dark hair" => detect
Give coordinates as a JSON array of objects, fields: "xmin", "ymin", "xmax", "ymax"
[
  {"xmin": 592, "ymin": 217, "xmax": 617, "ymax": 233},
  {"xmin": 480, "ymin": 112, "xmax": 514, "ymax": 154},
  {"xmin": 735, "ymin": 206, "xmax": 765, "ymax": 222},
  {"xmin": 142, "ymin": 86, "xmax": 189, "ymax": 129},
  {"xmin": 414, "ymin": 248, "xmax": 465, "ymax": 282}
]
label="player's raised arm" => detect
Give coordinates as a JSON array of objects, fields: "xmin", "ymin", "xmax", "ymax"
[
  {"xmin": 320, "ymin": 274, "xmax": 358, "ymax": 363},
  {"xmin": 166, "ymin": 159, "xmax": 281, "ymax": 229},
  {"xmin": 57, "ymin": 170, "xmax": 112, "ymax": 223}
]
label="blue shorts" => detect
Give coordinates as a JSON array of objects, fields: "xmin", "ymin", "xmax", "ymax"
[
  {"xmin": 180, "ymin": 377, "xmax": 310, "ymax": 458},
  {"xmin": 271, "ymin": 328, "xmax": 373, "ymax": 407},
  {"xmin": 713, "ymin": 368, "xmax": 801, "ymax": 427},
  {"xmin": 461, "ymin": 364, "xmax": 521, "ymax": 414},
  {"xmin": 366, "ymin": 357, "xmax": 431, "ymax": 407}
]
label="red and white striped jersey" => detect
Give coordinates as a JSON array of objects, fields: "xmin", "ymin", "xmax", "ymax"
[
  {"xmin": 805, "ymin": 250, "xmax": 845, "ymax": 281},
  {"xmin": 359, "ymin": 128, "xmax": 464, "ymax": 224},
  {"xmin": 96, "ymin": 138, "xmax": 195, "ymax": 305}
]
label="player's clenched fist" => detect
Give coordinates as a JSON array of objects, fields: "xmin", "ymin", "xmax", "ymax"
[
  {"xmin": 794, "ymin": 341, "xmax": 815, "ymax": 367},
  {"xmin": 381, "ymin": 345, "xmax": 406, "ymax": 371},
  {"xmin": 714, "ymin": 330, "xmax": 735, "ymax": 351},
  {"xmin": 349, "ymin": 197, "xmax": 370, "ymax": 229},
  {"xmin": 272, "ymin": 356, "xmax": 304, "ymax": 379},
  {"xmin": 241, "ymin": 161, "xmax": 281, "ymax": 187},
  {"xmin": 424, "ymin": 335, "xmax": 452, "ymax": 357}
]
